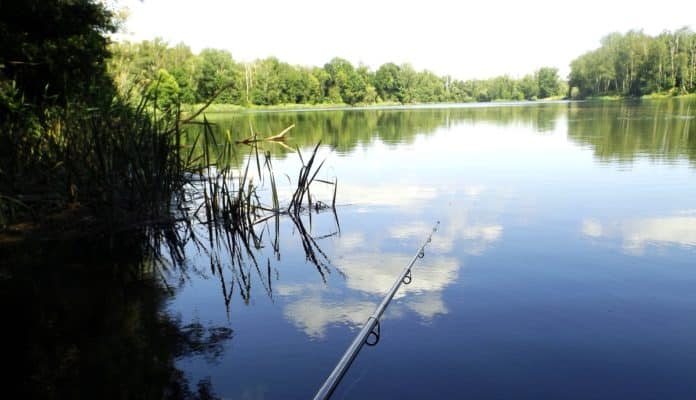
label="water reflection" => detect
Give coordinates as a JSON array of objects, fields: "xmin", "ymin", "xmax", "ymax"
[
  {"xmin": 276, "ymin": 200, "xmax": 506, "ymax": 338},
  {"xmin": 282, "ymin": 294, "xmax": 375, "ymax": 338},
  {"xmin": 1, "ymin": 233, "xmax": 232, "ymax": 399},
  {"xmin": 567, "ymin": 99, "xmax": 696, "ymax": 165},
  {"xmin": 582, "ymin": 212, "xmax": 696, "ymax": 254},
  {"xmin": 153, "ymin": 99, "xmax": 696, "ymax": 397},
  {"xmin": 336, "ymin": 253, "xmax": 459, "ymax": 297},
  {"xmin": 194, "ymin": 103, "xmax": 568, "ymax": 164},
  {"xmin": 282, "ymin": 286, "xmax": 450, "ymax": 338},
  {"xmin": 277, "ymin": 253, "xmax": 460, "ymax": 339},
  {"xmin": 194, "ymin": 98, "xmax": 696, "ymax": 170},
  {"xmin": 10, "ymin": 98, "xmax": 696, "ymax": 398},
  {"xmin": 332, "ymin": 183, "xmax": 438, "ymax": 209},
  {"xmin": 392, "ymin": 218, "xmax": 503, "ymax": 255}
]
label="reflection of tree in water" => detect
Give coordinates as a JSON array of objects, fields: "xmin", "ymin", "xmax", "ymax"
[
  {"xmin": 187, "ymin": 103, "xmax": 568, "ymax": 166},
  {"xmin": 1, "ymin": 232, "xmax": 232, "ymax": 400},
  {"xmin": 192, "ymin": 100, "xmax": 696, "ymax": 168},
  {"xmin": 567, "ymin": 99, "xmax": 696, "ymax": 165}
]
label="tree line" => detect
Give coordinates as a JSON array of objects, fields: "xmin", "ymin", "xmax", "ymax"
[
  {"xmin": 569, "ymin": 27, "xmax": 696, "ymax": 98},
  {"xmin": 109, "ymin": 39, "xmax": 566, "ymax": 107}
]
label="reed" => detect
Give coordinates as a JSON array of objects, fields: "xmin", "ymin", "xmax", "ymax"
[
  {"xmin": 167, "ymin": 119, "xmax": 340, "ymax": 307},
  {"xmin": 0, "ymin": 88, "xmax": 193, "ymax": 236},
  {"xmin": 1, "ymin": 80, "xmax": 342, "ymax": 310}
]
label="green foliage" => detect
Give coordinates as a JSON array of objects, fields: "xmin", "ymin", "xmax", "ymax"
[
  {"xmin": 0, "ymin": 1, "xmax": 194, "ymax": 228},
  {"xmin": 567, "ymin": 98, "xmax": 696, "ymax": 164},
  {"xmin": 374, "ymin": 63, "xmax": 404, "ymax": 102},
  {"xmin": 536, "ymin": 67, "xmax": 562, "ymax": 98},
  {"xmin": 324, "ymin": 57, "xmax": 366, "ymax": 105},
  {"xmin": 147, "ymin": 69, "xmax": 180, "ymax": 110},
  {"xmin": 108, "ymin": 41, "xmax": 568, "ymax": 107},
  {"xmin": 0, "ymin": 0, "xmax": 116, "ymax": 106},
  {"xmin": 196, "ymin": 49, "xmax": 243, "ymax": 103},
  {"xmin": 519, "ymin": 74, "xmax": 539, "ymax": 100},
  {"xmin": 1, "ymin": 93, "xmax": 189, "ymax": 228},
  {"xmin": 569, "ymin": 28, "xmax": 696, "ymax": 98}
]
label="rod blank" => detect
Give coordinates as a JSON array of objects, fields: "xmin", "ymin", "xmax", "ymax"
[{"xmin": 313, "ymin": 221, "xmax": 440, "ymax": 400}]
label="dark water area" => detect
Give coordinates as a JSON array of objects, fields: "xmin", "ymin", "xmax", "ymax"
[{"xmin": 3, "ymin": 99, "xmax": 696, "ymax": 399}]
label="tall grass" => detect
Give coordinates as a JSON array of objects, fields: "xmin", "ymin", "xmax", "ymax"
[
  {"xmin": 0, "ymin": 89, "xmax": 189, "ymax": 235},
  {"xmin": 174, "ymin": 120, "xmax": 340, "ymax": 300},
  {"xmin": 1, "ymin": 80, "xmax": 341, "ymax": 308}
]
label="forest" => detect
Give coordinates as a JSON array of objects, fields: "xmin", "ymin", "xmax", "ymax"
[
  {"xmin": 109, "ymin": 40, "xmax": 566, "ymax": 106},
  {"xmin": 569, "ymin": 28, "xmax": 696, "ymax": 97},
  {"xmin": 110, "ymin": 27, "xmax": 696, "ymax": 106}
]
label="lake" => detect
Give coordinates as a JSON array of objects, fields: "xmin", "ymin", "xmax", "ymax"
[{"xmin": 4, "ymin": 99, "xmax": 696, "ymax": 399}]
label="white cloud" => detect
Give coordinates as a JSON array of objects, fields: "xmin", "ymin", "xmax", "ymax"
[
  {"xmin": 273, "ymin": 181, "xmax": 438, "ymax": 210},
  {"xmin": 336, "ymin": 254, "xmax": 460, "ymax": 297},
  {"xmin": 337, "ymin": 184, "xmax": 438, "ymax": 209},
  {"xmin": 276, "ymin": 251, "xmax": 460, "ymax": 338},
  {"xmin": 390, "ymin": 207, "xmax": 503, "ymax": 255},
  {"xmin": 582, "ymin": 218, "xmax": 603, "ymax": 238},
  {"xmin": 406, "ymin": 292, "xmax": 448, "ymax": 320},
  {"xmin": 283, "ymin": 297, "xmax": 376, "ymax": 339},
  {"xmin": 274, "ymin": 186, "xmax": 506, "ymax": 339},
  {"xmin": 623, "ymin": 217, "xmax": 696, "ymax": 254},
  {"xmin": 581, "ymin": 214, "xmax": 696, "ymax": 255},
  {"xmin": 333, "ymin": 232, "xmax": 366, "ymax": 253},
  {"xmin": 464, "ymin": 185, "xmax": 486, "ymax": 197}
]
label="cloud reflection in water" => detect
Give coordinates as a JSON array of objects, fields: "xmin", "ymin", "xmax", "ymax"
[
  {"xmin": 279, "ymin": 205, "xmax": 504, "ymax": 338},
  {"xmin": 581, "ymin": 213, "xmax": 696, "ymax": 255}
]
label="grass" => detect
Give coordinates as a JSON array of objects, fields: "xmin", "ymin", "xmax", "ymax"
[
  {"xmin": 582, "ymin": 92, "xmax": 696, "ymax": 101},
  {"xmin": 641, "ymin": 92, "xmax": 696, "ymax": 100},
  {"xmin": 182, "ymin": 102, "xmax": 350, "ymax": 114},
  {"xmin": 0, "ymin": 76, "xmax": 337, "ymax": 247},
  {"xmin": 0, "ymin": 92, "xmax": 190, "ymax": 238},
  {"xmin": 177, "ymin": 118, "xmax": 339, "ymax": 300},
  {"xmin": 1, "ymin": 83, "xmax": 342, "ymax": 321},
  {"xmin": 181, "ymin": 97, "xmax": 585, "ymax": 115},
  {"xmin": 1, "ymin": 71, "xmax": 341, "ymax": 297}
]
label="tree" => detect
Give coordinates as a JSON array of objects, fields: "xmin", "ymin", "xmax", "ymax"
[
  {"xmin": 163, "ymin": 43, "xmax": 198, "ymax": 104},
  {"xmin": 311, "ymin": 67, "xmax": 331, "ymax": 102},
  {"xmin": 195, "ymin": 49, "xmax": 242, "ymax": 103},
  {"xmin": 518, "ymin": 74, "xmax": 539, "ymax": 100},
  {"xmin": 146, "ymin": 69, "xmax": 180, "ymax": 110},
  {"xmin": 0, "ymin": 0, "xmax": 116, "ymax": 106},
  {"xmin": 569, "ymin": 27, "xmax": 696, "ymax": 97},
  {"xmin": 374, "ymin": 63, "xmax": 403, "ymax": 102},
  {"xmin": 412, "ymin": 70, "xmax": 445, "ymax": 103},
  {"xmin": 323, "ymin": 58, "xmax": 366, "ymax": 105},
  {"xmin": 536, "ymin": 67, "xmax": 561, "ymax": 98}
]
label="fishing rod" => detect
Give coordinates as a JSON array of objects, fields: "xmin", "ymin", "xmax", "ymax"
[{"xmin": 313, "ymin": 221, "xmax": 440, "ymax": 400}]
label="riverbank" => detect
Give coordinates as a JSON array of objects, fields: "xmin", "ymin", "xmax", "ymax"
[
  {"xmin": 582, "ymin": 93, "xmax": 696, "ymax": 101},
  {"xmin": 182, "ymin": 97, "xmax": 574, "ymax": 115},
  {"xmin": 183, "ymin": 101, "xmax": 401, "ymax": 114}
]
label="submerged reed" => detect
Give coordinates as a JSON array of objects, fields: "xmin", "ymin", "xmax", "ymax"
[{"xmin": 149, "ymin": 119, "xmax": 342, "ymax": 310}]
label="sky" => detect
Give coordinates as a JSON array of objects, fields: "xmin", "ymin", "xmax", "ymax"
[{"xmin": 114, "ymin": 0, "xmax": 696, "ymax": 80}]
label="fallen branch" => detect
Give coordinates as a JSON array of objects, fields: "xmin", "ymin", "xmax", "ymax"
[{"xmin": 236, "ymin": 124, "xmax": 294, "ymax": 144}]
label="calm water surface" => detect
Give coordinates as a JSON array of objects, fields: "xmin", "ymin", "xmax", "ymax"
[
  {"xmin": 173, "ymin": 99, "xmax": 696, "ymax": 399},
  {"xmin": 5, "ymin": 99, "xmax": 696, "ymax": 399}
]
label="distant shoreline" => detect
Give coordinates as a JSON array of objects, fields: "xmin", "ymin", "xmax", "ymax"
[
  {"xmin": 182, "ymin": 94, "xmax": 696, "ymax": 115},
  {"xmin": 182, "ymin": 97, "xmax": 570, "ymax": 114}
]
